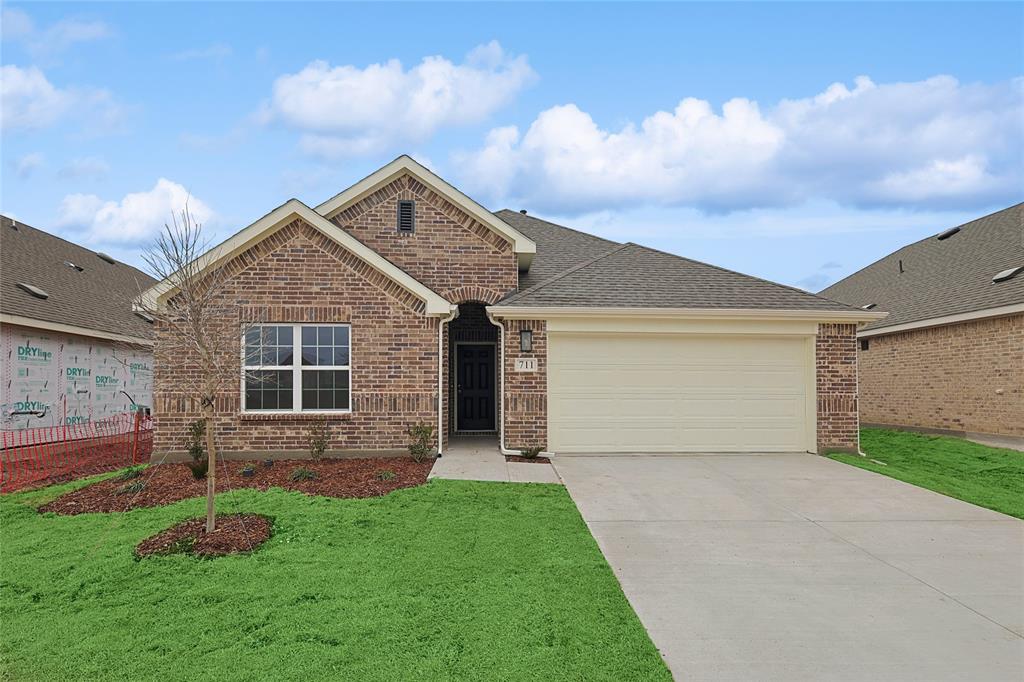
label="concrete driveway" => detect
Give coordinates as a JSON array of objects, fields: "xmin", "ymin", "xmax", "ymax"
[{"xmin": 553, "ymin": 454, "xmax": 1024, "ymax": 681}]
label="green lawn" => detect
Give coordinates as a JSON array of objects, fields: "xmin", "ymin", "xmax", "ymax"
[
  {"xmin": 0, "ymin": 477, "xmax": 670, "ymax": 681},
  {"xmin": 829, "ymin": 428, "xmax": 1024, "ymax": 519}
]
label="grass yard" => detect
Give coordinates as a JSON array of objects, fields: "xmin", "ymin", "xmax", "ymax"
[
  {"xmin": 829, "ymin": 428, "xmax": 1024, "ymax": 519},
  {"xmin": 0, "ymin": 476, "xmax": 670, "ymax": 681}
]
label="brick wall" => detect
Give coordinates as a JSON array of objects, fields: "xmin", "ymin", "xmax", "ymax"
[
  {"xmin": 501, "ymin": 319, "xmax": 547, "ymax": 450},
  {"xmin": 153, "ymin": 218, "xmax": 440, "ymax": 458},
  {"xmin": 329, "ymin": 173, "xmax": 519, "ymax": 304},
  {"xmin": 859, "ymin": 314, "xmax": 1023, "ymax": 437},
  {"xmin": 816, "ymin": 323, "xmax": 859, "ymax": 452}
]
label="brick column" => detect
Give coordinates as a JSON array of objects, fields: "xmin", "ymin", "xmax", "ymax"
[{"xmin": 816, "ymin": 323, "xmax": 859, "ymax": 453}]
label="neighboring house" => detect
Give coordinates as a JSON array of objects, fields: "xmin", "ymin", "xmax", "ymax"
[
  {"xmin": 142, "ymin": 156, "xmax": 883, "ymax": 458},
  {"xmin": 820, "ymin": 204, "xmax": 1023, "ymax": 440},
  {"xmin": 0, "ymin": 216, "xmax": 156, "ymax": 431}
]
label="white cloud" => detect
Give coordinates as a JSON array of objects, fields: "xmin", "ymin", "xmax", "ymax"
[
  {"xmin": 261, "ymin": 41, "xmax": 536, "ymax": 157},
  {"xmin": 58, "ymin": 156, "xmax": 110, "ymax": 180},
  {"xmin": 56, "ymin": 179, "xmax": 214, "ymax": 244},
  {"xmin": 14, "ymin": 152, "xmax": 45, "ymax": 179},
  {"xmin": 457, "ymin": 75, "xmax": 1023, "ymax": 213},
  {"xmin": 0, "ymin": 64, "xmax": 124, "ymax": 133},
  {"xmin": 1, "ymin": 8, "xmax": 112, "ymax": 60}
]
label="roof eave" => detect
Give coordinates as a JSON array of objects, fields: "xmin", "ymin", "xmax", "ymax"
[
  {"xmin": 858, "ymin": 302, "xmax": 1024, "ymax": 338},
  {"xmin": 487, "ymin": 305, "xmax": 889, "ymax": 323}
]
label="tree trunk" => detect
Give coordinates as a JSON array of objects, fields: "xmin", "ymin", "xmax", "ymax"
[{"xmin": 203, "ymin": 410, "xmax": 217, "ymax": 533}]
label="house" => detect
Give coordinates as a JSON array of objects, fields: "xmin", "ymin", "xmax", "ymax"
[
  {"xmin": 0, "ymin": 216, "xmax": 156, "ymax": 431},
  {"xmin": 820, "ymin": 203, "xmax": 1023, "ymax": 442},
  {"xmin": 142, "ymin": 156, "xmax": 884, "ymax": 459}
]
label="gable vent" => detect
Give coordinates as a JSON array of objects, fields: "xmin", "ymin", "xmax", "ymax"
[
  {"xmin": 17, "ymin": 282, "xmax": 49, "ymax": 299},
  {"xmin": 397, "ymin": 200, "xmax": 415, "ymax": 234},
  {"xmin": 936, "ymin": 226, "xmax": 961, "ymax": 240},
  {"xmin": 992, "ymin": 266, "xmax": 1023, "ymax": 283},
  {"xmin": 96, "ymin": 252, "xmax": 116, "ymax": 264}
]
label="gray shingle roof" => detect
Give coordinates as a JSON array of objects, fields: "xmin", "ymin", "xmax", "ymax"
[
  {"xmin": 1, "ymin": 215, "xmax": 157, "ymax": 340},
  {"xmin": 493, "ymin": 209, "xmax": 620, "ymax": 289},
  {"xmin": 496, "ymin": 239, "xmax": 862, "ymax": 312},
  {"xmin": 819, "ymin": 204, "xmax": 1024, "ymax": 331}
]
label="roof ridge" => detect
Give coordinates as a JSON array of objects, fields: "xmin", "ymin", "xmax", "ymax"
[
  {"xmin": 494, "ymin": 209, "xmax": 620, "ymax": 246},
  {"xmin": 624, "ymin": 241, "xmax": 865, "ymax": 313},
  {"xmin": 498, "ymin": 242, "xmax": 632, "ymax": 305},
  {"xmin": 820, "ymin": 201, "xmax": 1024, "ymax": 295}
]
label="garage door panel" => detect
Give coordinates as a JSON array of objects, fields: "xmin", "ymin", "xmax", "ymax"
[{"xmin": 549, "ymin": 332, "xmax": 813, "ymax": 453}]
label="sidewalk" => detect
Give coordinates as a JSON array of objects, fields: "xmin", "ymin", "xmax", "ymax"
[{"xmin": 429, "ymin": 436, "xmax": 561, "ymax": 484}]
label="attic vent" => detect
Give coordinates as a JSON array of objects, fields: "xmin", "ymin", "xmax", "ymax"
[
  {"xmin": 936, "ymin": 226, "xmax": 961, "ymax": 240},
  {"xmin": 992, "ymin": 266, "xmax": 1023, "ymax": 283},
  {"xmin": 17, "ymin": 282, "xmax": 49, "ymax": 299},
  {"xmin": 96, "ymin": 252, "xmax": 116, "ymax": 264},
  {"xmin": 134, "ymin": 311, "xmax": 155, "ymax": 324},
  {"xmin": 64, "ymin": 261, "xmax": 84, "ymax": 272},
  {"xmin": 861, "ymin": 303, "xmax": 877, "ymax": 310},
  {"xmin": 396, "ymin": 200, "xmax": 415, "ymax": 234}
]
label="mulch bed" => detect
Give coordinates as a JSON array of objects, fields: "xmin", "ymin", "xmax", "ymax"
[
  {"xmin": 135, "ymin": 514, "xmax": 271, "ymax": 558},
  {"xmin": 505, "ymin": 455, "xmax": 552, "ymax": 464},
  {"xmin": 39, "ymin": 457, "xmax": 434, "ymax": 515}
]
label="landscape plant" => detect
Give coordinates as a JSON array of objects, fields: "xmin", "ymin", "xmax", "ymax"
[
  {"xmin": 407, "ymin": 422, "xmax": 435, "ymax": 463},
  {"xmin": 308, "ymin": 417, "xmax": 329, "ymax": 462}
]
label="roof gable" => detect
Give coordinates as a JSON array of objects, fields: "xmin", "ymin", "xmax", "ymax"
[
  {"xmin": 139, "ymin": 199, "xmax": 453, "ymax": 316},
  {"xmin": 820, "ymin": 203, "xmax": 1024, "ymax": 331},
  {"xmin": 315, "ymin": 156, "xmax": 536, "ymax": 269}
]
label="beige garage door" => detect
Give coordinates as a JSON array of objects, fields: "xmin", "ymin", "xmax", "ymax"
[{"xmin": 548, "ymin": 333, "xmax": 814, "ymax": 453}]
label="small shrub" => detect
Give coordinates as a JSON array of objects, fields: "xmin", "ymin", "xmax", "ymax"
[
  {"xmin": 375, "ymin": 470, "xmax": 396, "ymax": 482},
  {"xmin": 240, "ymin": 466, "xmax": 256, "ymax": 478},
  {"xmin": 520, "ymin": 446, "xmax": 543, "ymax": 460},
  {"xmin": 289, "ymin": 467, "xmax": 317, "ymax": 482},
  {"xmin": 115, "ymin": 480, "xmax": 146, "ymax": 495},
  {"xmin": 407, "ymin": 422, "xmax": 435, "ymax": 463},
  {"xmin": 307, "ymin": 417, "xmax": 330, "ymax": 462},
  {"xmin": 114, "ymin": 465, "xmax": 145, "ymax": 481},
  {"xmin": 185, "ymin": 419, "xmax": 208, "ymax": 480}
]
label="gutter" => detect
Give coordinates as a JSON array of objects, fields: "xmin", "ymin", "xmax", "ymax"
[{"xmin": 488, "ymin": 306, "xmax": 889, "ymax": 323}]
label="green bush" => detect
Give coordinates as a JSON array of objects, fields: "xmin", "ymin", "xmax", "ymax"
[
  {"xmin": 375, "ymin": 470, "xmax": 397, "ymax": 482},
  {"xmin": 520, "ymin": 447, "xmax": 543, "ymax": 459},
  {"xmin": 289, "ymin": 467, "xmax": 317, "ymax": 482},
  {"xmin": 115, "ymin": 480, "xmax": 146, "ymax": 495},
  {"xmin": 185, "ymin": 419, "xmax": 208, "ymax": 480},
  {"xmin": 114, "ymin": 465, "xmax": 145, "ymax": 481},
  {"xmin": 407, "ymin": 422, "xmax": 435, "ymax": 463}
]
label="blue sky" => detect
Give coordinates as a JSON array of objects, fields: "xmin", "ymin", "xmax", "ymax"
[{"xmin": 2, "ymin": 2, "xmax": 1022, "ymax": 291}]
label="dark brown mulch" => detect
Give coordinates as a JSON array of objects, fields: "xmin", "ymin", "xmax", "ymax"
[
  {"xmin": 39, "ymin": 457, "xmax": 434, "ymax": 515},
  {"xmin": 135, "ymin": 514, "xmax": 271, "ymax": 558},
  {"xmin": 505, "ymin": 455, "xmax": 552, "ymax": 464}
]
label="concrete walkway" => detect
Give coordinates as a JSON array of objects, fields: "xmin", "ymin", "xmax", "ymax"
[
  {"xmin": 554, "ymin": 453, "xmax": 1024, "ymax": 681},
  {"xmin": 429, "ymin": 436, "xmax": 561, "ymax": 484}
]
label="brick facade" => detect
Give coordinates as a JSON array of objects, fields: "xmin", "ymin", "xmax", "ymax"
[
  {"xmin": 816, "ymin": 323, "xmax": 860, "ymax": 452},
  {"xmin": 859, "ymin": 314, "xmax": 1023, "ymax": 437},
  {"xmin": 153, "ymin": 218, "xmax": 442, "ymax": 458},
  {"xmin": 329, "ymin": 173, "xmax": 518, "ymax": 305},
  {"xmin": 501, "ymin": 319, "xmax": 547, "ymax": 450}
]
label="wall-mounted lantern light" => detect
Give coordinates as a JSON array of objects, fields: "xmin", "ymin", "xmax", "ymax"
[{"xmin": 519, "ymin": 329, "xmax": 533, "ymax": 353}]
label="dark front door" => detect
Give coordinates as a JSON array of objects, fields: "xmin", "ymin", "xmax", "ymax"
[{"xmin": 456, "ymin": 344, "xmax": 496, "ymax": 431}]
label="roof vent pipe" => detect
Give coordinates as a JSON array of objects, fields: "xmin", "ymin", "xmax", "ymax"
[{"xmin": 898, "ymin": 259, "xmax": 904, "ymax": 274}]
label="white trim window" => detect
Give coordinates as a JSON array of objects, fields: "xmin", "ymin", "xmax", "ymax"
[{"xmin": 243, "ymin": 324, "xmax": 351, "ymax": 413}]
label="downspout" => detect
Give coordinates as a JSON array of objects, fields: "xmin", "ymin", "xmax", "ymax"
[
  {"xmin": 485, "ymin": 308, "xmax": 520, "ymax": 455},
  {"xmin": 436, "ymin": 306, "xmax": 458, "ymax": 457}
]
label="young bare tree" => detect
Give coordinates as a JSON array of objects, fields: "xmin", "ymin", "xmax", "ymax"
[{"xmin": 138, "ymin": 206, "xmax": 260, "ymax": 532}]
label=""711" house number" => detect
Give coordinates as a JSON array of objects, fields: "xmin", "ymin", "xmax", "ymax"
[{"xmin": 514, "ymin": 358, "xmax": 537, "ymax": 372}]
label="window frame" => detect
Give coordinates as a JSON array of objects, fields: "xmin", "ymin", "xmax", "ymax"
[{"xmin": 241, "ymin": 323, "xmax": 352, "ymax": 415}]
